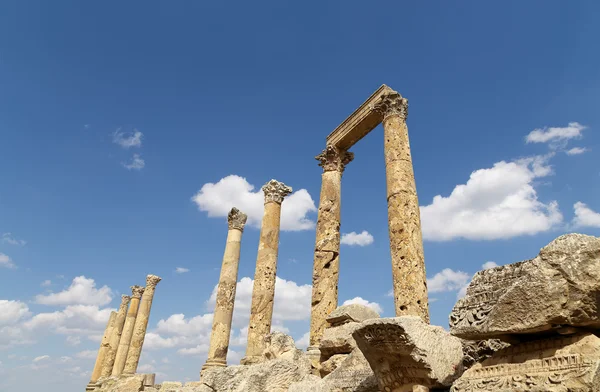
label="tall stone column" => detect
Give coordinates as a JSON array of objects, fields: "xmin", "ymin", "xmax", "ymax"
[
  {"xmin": 101, "ymin": 295, "xmax": 131, "ymax": 377},
  {"xmin": 307, "ymin": 145, "xmax": 353, "ymax": 356},
  {"xmin": 241, "ymin": 180, "xmax": 292, "ymax": 364},
  {"xmin": 123, "ymin": 274, "xmax": 162, "ymax": 374},
  {"xmin": 111, "ymin": 285, "xmax": 144, "ymax": 376},
  {"xmin": 202, "ymin": 208, "xmax": 247, "ymax": 374},
  {"xmin": 375, "ymin": 91, "xmax": 429, "ymax": 322},
  {"xmin": 87, "ymin": 311, "xmax": 117, "ymax": 388}
]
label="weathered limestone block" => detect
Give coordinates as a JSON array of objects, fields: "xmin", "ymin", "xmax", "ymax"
[
  {"xmin": 160, "ymin": 381, "xmax": 183, "ymax": 391},
  {"xmin": 450, "ymin": 234, "xmax": 600, "ymax": 340},
  {"xmin": 451, "ymin": 333, "xmax": 600, "ymax": 392},
  {"xmin": 321, "ymin": 354, "xmax": 347, "ymax": 376},
  {"xmin": 461, "ymin": 339, "xmax": 510, "ymax": 369},
  {"xmin": 353, "ymin": 317, "xmax": 464, "ymax": 391},
  {"xmin": 95, "ymin": 374, "xmax": 145, "ymax": 392},
  {"xmin": 327, "ymin": 304, "xmax": 380, "ymax": 326},
  {"xmin": 288, "ymin": 375, "xmax": 332, "ymax": 392},
  {"xmin": 322, "ymin": 349, "xmax": 378, "ymax": 391},
  {"xmin": 320, "ymin": 304, "xmax": 380, "ymax": 358},
  {"xmin": 262, "ymin": 331, "xmax": 304, "ymax": 362}
]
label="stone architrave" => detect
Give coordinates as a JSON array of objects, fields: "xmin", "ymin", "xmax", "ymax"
[
  {"xmin": 88, "ymin": 311, "xmax": 117, "ymax": 387},
  {"xmin": 308, "ymin": 145, "xmax": 353, "ymax": 357},
  {"xmin": 451, "ymin": 333, "xmax": 600, "ymax": 392},
  {"xmin": 242, "ymin": 180, "xmax": 292, "ymax": 364},
  {"xmin": 123, "ymin": 274, "xmax": 162, "ymax": 374},
  {"xmin": 374, "ymin": 91, "xmax": 429, "ymax": 322},
  {"xmin": 100, "ymin": 294, "xmax": 131, "ymax": 377},
  {"xmin": 112, "ymin": 285, "xmax": 144, "ymax": 376},
  {"xmin": 202, "ymin": 208, "xmax": 247, "ymax": 373},
  {"xmin": 352, "ymin": 317, "xmax": 464, "ymax": 391},
  {"xmin": 450, "ymin": 234, "xmax": 600, "ymax": 341}
]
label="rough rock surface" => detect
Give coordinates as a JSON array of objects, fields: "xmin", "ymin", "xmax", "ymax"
[
  {"xmin": 326, "ymin": 304, "xmax": 380, "ymax": 326},
  {"xmin": 352, "ymin": 316, "xmax": 464, "ymax": 390},
  {"xmin": 320, "ymin": 322, "xmax": 361, "ymax": 357},
  {"xmin": 451, "ymin": 333, "xmax": 600, "ymax": 392},
  {"xmin": 320, "ymin": 354, "xmax": 347, "ymax": 377},
  {"xmin": 95, "ymin": 374, "xmax": 145, "ymax": 392},
  {"xmin": 461, "ymin": 339, "xmax": 510, "ymax": 368}
]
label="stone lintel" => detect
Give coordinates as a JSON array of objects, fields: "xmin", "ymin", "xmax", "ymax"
[{"xmin": 325, "ymin": 84, "xmax": 393, "ymax": 150}]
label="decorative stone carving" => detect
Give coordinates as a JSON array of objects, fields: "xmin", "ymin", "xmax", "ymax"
[
  {"xmin": 461, "ymin": 339, "xmax": 510, "ymax": 369},
  {"xmin": 451, "ymin": 333, "xmax": 600, "ymax": 392},
  {"xmin": 353, "ymin": 317, "xmax": 464, "ymax": 391},
  {"xmin": 374, "ymin": 91, "xmax": 408, "ymax": 121},
  {"xmin": 315, "ymin": 145, "xmax": 354, "ymax": 173},
  {"xmin": 262, "ymin": 179, "xmax": 292, "ymax": 205},
  {"xmin": 131, "ymin": 285, "xmax": 145, "ymax": 299},
  {"xmin": 228, "ymin": 207, "xmax": 248, "ymax": 231},
  {"xmin": 450, "ymin": 234, "xmax": 600, "ymax": 340}
]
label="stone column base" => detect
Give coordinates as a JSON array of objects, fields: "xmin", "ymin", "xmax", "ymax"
[
  {"xmin": 200, "ymin": 359, "xmax": 226, "ymax": 379},
  {"xmin": 85, "ymin": 382, "xmax": 99, "ymax": 391}
]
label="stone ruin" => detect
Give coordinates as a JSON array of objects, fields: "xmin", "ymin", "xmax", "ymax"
[{"xmin": 85, "ymin": 85, "xmax": 600, "ymax": 391}]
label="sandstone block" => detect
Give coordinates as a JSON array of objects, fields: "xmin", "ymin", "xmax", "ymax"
[
  {"xmin": 96, "ymin": 374, "xmax": 144, "ymax": 392},
  {"xmin": 320, "ymin": 353, "xmax": 347, "ymax": 377},
  {"xmin": 160, "ymin": 381, "xmax": 183, "ymax": 391},
  {"xmin": 322, "ymin": 349, "xmax": 378, "ymax": 392},
  {"xmin": 353, "ymin": 316, "xmax": 464, "ymax": 390},
  {"xmin": 450, "ymin": 234, "xmax": 600, "ymax": 340},
  {"xmin": 320, "ymin": 322, "xmax": 360, "ymax": 357},
  {"xmin": 326, "ymin": 304, "xmax": 380, "ymax": 326},
  {"xmin": 451, "ymin": 333, "xmax": 600, "ymax": 392}
]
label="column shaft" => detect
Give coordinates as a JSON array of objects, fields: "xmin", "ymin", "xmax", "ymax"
[
  {"xmin": 379, "ymin": 92, "xmax": 429, "ymax": 321},
  {"xmin": 112, "ymin": 286, "xmax": 144, "ymax": 376},
  {"xmin": 242, "ymin": 180, "xmax": 291, "ymax": 364},
  {"xmin": 89, "ymin": 312, "xmax": 117, "ymax": 384},
  {"xmin": 202, "ymin": 208, "xmax": 247, "ymax": 373},
  {"xmin": 101, "ymin": 295, "xmax": 130, "ymax": 377},
  {"xmin": 123, "ymin": 274, "xmax": 162, "ymax": 374}
]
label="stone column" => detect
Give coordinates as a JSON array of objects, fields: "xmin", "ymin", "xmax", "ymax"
[
  {"xmin": 307, "ymin": 146, "xmax": 353, "ymax": 356},
  {"xmin": 88, "ymin": 312, "xmax": 117, "ymax": 387},
  {"xmin": 123, "ymin": 274, "xmax": 162, "ymax": 374},
  {"xmin": 241, "ymin": 180, "xmax": 292, "ymax": 364},
  {"xmin": 375, "ymin": 91, "xmax": 429, "ymax": 322},
  {"xmin": 201, "ymin": 208, "xmax": 247, "ymax": 373},
  {"xmin": 100, "ymin": 295, "xmax": 130, "ymax": 377},
  {"xmin": 111, "ymin": 285, "xmax": 144, "ymax": 376}
]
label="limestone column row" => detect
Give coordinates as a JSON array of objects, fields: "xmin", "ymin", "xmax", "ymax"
[
  {"xmin": 202, "ymin": 208, "xmax": 248, "ymax": 374},
  {"xmin": 88, "ymin": 312, "xmax": 117, "ymax": 388},
  {"xmin": 307, "ymin": 146, "xmax": 353, "ymax": 356},
  {"xmin": 101, "ymin": 294, "xmax": 131, "ymax": 378},
  {"xmin": 242, "ymin": 180, "xmax": 292, "ymax": 364},
  {"xmin": 112, "ymin": 285, "xmax": 145, "ymax": 376}
]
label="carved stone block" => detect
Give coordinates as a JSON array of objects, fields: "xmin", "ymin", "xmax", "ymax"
[{"xmin": 450, "ymin": 234, "xmax": 600, "ymax": 340}]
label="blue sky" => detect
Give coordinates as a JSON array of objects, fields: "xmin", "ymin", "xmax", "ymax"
[{"xmin": 1, "ymin": 1, "xmax": 599, "ymax": 390}]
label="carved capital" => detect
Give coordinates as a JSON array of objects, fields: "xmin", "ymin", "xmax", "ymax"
[
  {"xmin": 228, "ymin": 207, "xmax": 248, "ymax": 231},
  {"xmin": 120, "ymin": 295, "xmax": 131, "ymax": 305},
  {"xmin": 374, "ymin": 91, "xmax": 408, "ymax": 122},
  {"xmin": 130, "ymin": 285, "xmax": 145, "ymax": 299},
  {"xmin": 146, "ymin": 274, "xmax": 162, "ymax": 288},
  {"xmin": 262, "ymin": 179, "xmax": 292, "ymax": 205},
  {"xmin": 315, "ymin": 145, "xmax": 354, "ymax": 172}
]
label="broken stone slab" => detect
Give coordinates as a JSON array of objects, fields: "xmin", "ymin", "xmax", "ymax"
[
  {"xmin": 450, "ymin": 234, "xmax": 600, "ymax": 341},
  {"xmin": 320, "ymin": 353, "xmax": 348, "ymax": 377},
  {"xmin": 460, "ymin": 339, "xmax": 510, "ymax": 369},
  {"xmin": 326, "ymin": 304, "xmax": 380, "ymax": 326},
  {"xmin": 451, "ymin": 333, "xmax": 600, "ymax": 392},
  {"xmin": 94, "ymin": 374, "xmax": 145, "ymax": 392},
  {"xmin": 320, "ymin": 321, "xmax": 361, "ymax": 357},
  {"xmin": 262, "ymin": 331, "xmax": 304, "ymax": 362},
  {"xmin": 160, "ymin": 381, "xmax": 183, "ymax": 391},
  {"xmin": 322, "ymin": 348, "xmax": 378, "ymax": 392},
  {"xmin": 352, "ymin": 316, "xmax": 464, "ymax": 391}
]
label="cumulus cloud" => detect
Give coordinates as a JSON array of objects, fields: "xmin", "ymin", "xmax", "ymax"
[
  {"xmin": 66, "ymin": 336, "xmax": 81, "ymax": 346},
  {"xmin": 191, "ymin": 175, "xmax": 316, "ymax": 231},
  {"xmin": 420, "ymin": 154, "xmax": 562, "ymax": 241},
  {"xmin": 75, "ymin": 350, "xmax": 98, "ymax": 359},
  {"xmin": 0, "ymin": 253, "xmax": 16, "ymax": 269},
  {"xmin": 174, "ymin": 267, "xmax": 190, "ymax": 274},
  {"xmin": 427, "ymin": 269, "xmax": 471, "ymax": 293},
  {"xmin": 0, "ymin": 300, "xmax": 31, "ymax": 326},
  {"xmin": 295, "ymin": 332, "xmax": 310, "ymax": 350},
  {"xmin": 341, "ymin": 297, "xmax": 383, "ymax": 314},
  {"xmin": 24, "ymin": 305, "xmax": 113, "ymax": 339},
  {"xmin": 113, "ymin": 128, "xmax": 143, "ymax": 148},
  {"xmin": 566, "ymin": 147, "xmax": 588, "ymax": 156},
  {"xmin": 572, "ymin": 202, "xmax": 600, "ymax": 228},
  {"xmin": 123, "ymin": 153, "xmax": 145, "ymax": 170},
  {"xmin": 35, "ymin": 276, "xmax": 113, "ymax": 306},
  {"xmin": 525, "ymin": 122, "xmax": 586, "ymax": 147},
  {"xmin": 2, "ymin": 233, "xmax": 26, "ymax": 246},
  {"xmin": 340, "ymin": 231, "xmax": 374, "ymax": 246},
  {"xmin": 41, "ymin": 280, "xmax": 52, "ymax": 287},
  {"xmin": 33, "ymin": 355, "xmax": 50, "ymax": 362},
  {"xmin": 481, "ymin": 261, "xmax": 499, "ymax": 270}
]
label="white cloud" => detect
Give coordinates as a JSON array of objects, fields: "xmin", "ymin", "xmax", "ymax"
[
  {"xmin": 427, "ymin": 269, "xmax": 471, "ymax": 293},
  {"xmin": 156, "ymin": 314, "xmax": 213, "ymax": 337},
  {"xmin": 295, "ymin": 332, "xmax": 310, "ymax": 350},
  {"xmin": 24, "ymin": 305, "xmax": 113, "ymax": 339},
  {"xmin": 481, "ymin": 261, "xmax": 499, "ymax": 270},
  {"xmin": 341, "ymin": 297, "xmax": 383, "ymax": 314},
  {"xmin": 2, "ymin": 233, "xmax": 26, "ymax": 246},
  {"xmin": 0, "ymin": 300, "xmax": 31, "ymax": 326},
  {"xmin": 113, "ymin": 128, "xmax": 143, "ymax": 148},
  {"xmin": 340, "ymin": 231, "xmax": 374, "ymax": 246},
  {"xmin": 33, "ymin": 355, "xmax": 50, "ymax": 363},
  {"xmin": 191, "ymin": 175, "xmax": 317, "ymax": 231},
  {"xmin": 35, "ymin": 276, "xmax": 113, "ymax": 306},
  {"xmin": 0, "ymin": 325, "xmax": 34, "ymax": 349},
  {"xmin": 420, "ymin": 154, "xmax": 562, "ymax": 241},
  {"xmin": 123, "ymin": 154, "xmax": 145, "ymax": 170},
  {"xmin": 41, "ymin": 280, "xmax": 52, "ymax": 287},
  {"xmin": 0, "ymin": 253, "xmax": 16, "ymax": 269},
  {"xmin": 66, "ymin": 336, "xmax": 81, "ymax": 346},
  {"xmin": 75, "ymin": 350, "xmax": 97, "ymax": 360},
  {"xmin": 566, "ymin": 147, "xmax": 588, "ymax": 156},
  {"xmin": 525, "ymin": 122, "xmax": 586, "ymax": 146},
  {"xmin": 573, "ymin": 202, "xmax": 600, "ymax": 228},
  {"xmin": 177, "ymin": 344, "xmax": 209, "ymax": 356},
  {"xmin": 175, "ymin": 267, "xmax": 190, "ymax": 274}
]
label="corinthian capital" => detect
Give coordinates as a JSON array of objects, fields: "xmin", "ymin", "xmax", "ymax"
[
  {"xmin": 131, "ymin": 285, "xmax": 145, "ymax": 299},
  {"xmin": 228, "ymin": 207, "xmax": 248, "ymax": 231},
  {"xmin": 146, "ymin": 274, "xmax": 162, "ymax": 288},
  {"xmin": 374, "ymin": 91, "xmax": 408, "ymax": 121},
  {"xmin": 262, "ymin": 180, "xmax": 292, "ymax": 205},
  {"xmin": 120, "ymin": 295, "xmax": 131, "ymax": 306},
  {"xmin": 315, "ymin": 145, "xmax": 354, "ymax": 173}
]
